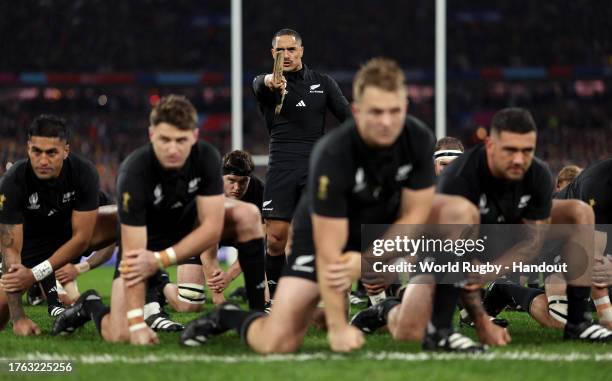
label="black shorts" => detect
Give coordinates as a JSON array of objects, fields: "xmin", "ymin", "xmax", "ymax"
[{"xmin": 262, "ymin": 167, "xmax": 308, "ymax": 221}]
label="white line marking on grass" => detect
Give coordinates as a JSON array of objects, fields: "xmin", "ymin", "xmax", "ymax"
[{"xmin": 1, "ymin": 351, "xmax": 611, "ymax": 364}]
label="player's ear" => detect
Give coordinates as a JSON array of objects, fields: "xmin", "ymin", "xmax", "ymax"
[
  {"xmin": 148, "ymin": 125, "xmax": 155, "ymax": 140},
  {"xmin": 193, "ymin": 128, "xmax": 199, "ymax": 142},
  {"xmin": 63, "ymin": 143, "xmax": 70, "ymax": 159},
  {"xmin": 351, "ymin": 102, "xmax": 359, "ymax": 119}
]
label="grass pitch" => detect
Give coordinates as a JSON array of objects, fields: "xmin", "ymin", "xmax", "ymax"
[{"xmin": 0, "ymin": 267, "xmax": 610, "ymax": 381}]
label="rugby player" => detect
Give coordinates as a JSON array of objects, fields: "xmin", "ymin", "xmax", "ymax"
[{"xmin": 254, "ymin": 29, "xmax": 351, "ymax": 301}]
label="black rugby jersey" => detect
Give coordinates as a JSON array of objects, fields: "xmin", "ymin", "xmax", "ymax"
[
  {"xmin": 0, "ymin": 153, "xmax": 99, "ymax": 259},
  {"xmin": 117, "ymin": 141, "xmax": 223, "ymax": 251},
  {"xmin": 292, "ymin": 116, "xmax": 435, "ymax": 252},
  {"xmin": 241, "ymin": 174, "xmax": 264, "ymax": 213},
  {"xmin": 556, "ymin": 159, "xmax": 612, "ymax": 224},
  {"xmin": 437, "ymin": 145, "xmax": 553, "ymax": 224},
  {"xmin": 252, "ymin": 65, "xmax": 351, "ymax": 169}
]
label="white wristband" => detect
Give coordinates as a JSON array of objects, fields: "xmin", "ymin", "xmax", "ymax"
[
  {"xmin": 32, "ymin": 260, "xmax": 53, "ymax": 282},
  {"xmin": 76, "ymin": 262, "xmax": 91, "ymax": 274},
  {"xmin": 166, "ymin": 247, "xmax": 177, "ymax": 265},
  {"xmin": 128, "ymin": 322, "xmax": 148, "ymax": 332},
  {"xmin": 127, "ymin": 308, "xmax": 144, "ymax": 319}
]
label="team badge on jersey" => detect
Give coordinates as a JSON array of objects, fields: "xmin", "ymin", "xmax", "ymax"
[
  {"xmin": 153, "ymin": 184, "xmax": 164, "ymax": 205},
  {"xmin": 318, "ymin": 176, "xmax": 329, "ymax": 200},
  {"xmin": 188, "ymin": 178, "xmax": 201, "ymax": 193},
  {"xmin": 122, "ymin": 192, "xmax": 131, "ymax": 212},
  {"xmin": 0, "ymin": 194, "xmax": 5, "ymax": 211}
]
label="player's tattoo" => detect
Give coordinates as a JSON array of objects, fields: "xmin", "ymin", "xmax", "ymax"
[
  {"xmin": 460, "ymin": 288, "xmax": 486, "ymax": 321},
  {"xmin": 0, "ymin": 223, "xmax": 14, "ymax": 248},
  {"xmin": 1, "ymin": 223, "xmax": 26, "ymax": 322}
]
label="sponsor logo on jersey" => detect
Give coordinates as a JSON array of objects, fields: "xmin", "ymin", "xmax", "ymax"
[
  {"xmin": 518, "ymin": 195, "xmax": 531, "ymax": 209},
  {"xmin": 395, "ymin": 164, "xmax": 413, "ymax": 182},
  {"xmin": 296, "ymin": 100, "xmax": 307, "ymax": 107},
  {"xmin": 292, "ymin": 255, "xmax": 315, "ymax": 273},
  {"xmin": 62, "ymin": 191, "xmax": 75, "ymax": 203},
  {"xmin": 27, "ymin": 193, "xmax": 40, "ymax": 210},
  {"xmin": 171, "ymin": 201, "xmax": 184, "ymax": 209},
  {"xmin": 48, "ymin": 209, "xmax": 58, "ymax": 216},
  {"xmin": 188, "ymin": 178, "xmax": 201, "ymax": 193},
  {"xmin": 0, "ymin": 194, "xmax": 5, "ymax": 211}
]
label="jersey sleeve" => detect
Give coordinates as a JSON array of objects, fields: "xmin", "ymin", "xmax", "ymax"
[
  {"xmin": 197, "ymin": 144, "xmax": 224, "ymax": 197},
  {"xmin": 117, "ymin": 167, "xmax": 148, "ymax": 227},
  {"xmin": 308, "ymin": 142, "xmax": 352, "ymax": 218},
  {"xmin": 437, "ymin": 168, "xmax": 479, "ymax": 205},
  {"xmin": 0, "ymin": 169, "xmax": 24, "ymax": 224},
  {"xmin": 74, "ymin": 159, "xmax": 100, "ymax": 211},
  {"xmin": 324, "ymin": 74, "xmax": 351, "ymax": 123},
  {"xmin": 405, "ymin": 122, "xmax": 436, "ymax": 190},
  {"xmin": 252, "ymin": 75, "xmax": 275, "ymax": 105},
  {"xmin": 522, "ymin": 162, "xmax": 554, "ymax": 221}
]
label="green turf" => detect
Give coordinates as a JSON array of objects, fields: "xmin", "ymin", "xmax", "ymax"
[{"xmin": 0, "ymin": 267, "xmax": 610, "ymax": 381}]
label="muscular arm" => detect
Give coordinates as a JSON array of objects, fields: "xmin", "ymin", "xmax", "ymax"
[
  {"xmin": 122, "ymin": 224, "xmax": 148, "ymax": 320},
  {"xmin": 1, "ymin": 223, "xmax": 25, "ymax": 322},
  {"xmin": 83, "ymin": 244, "xmax": 116, "ymax": 270},
  {"xmin": 48, "ymin": 209, "xmax": 98, "ymax": 270},
  {"xmin": 313, "ymin": 214, "xmax": 350, "ymax": 330}
]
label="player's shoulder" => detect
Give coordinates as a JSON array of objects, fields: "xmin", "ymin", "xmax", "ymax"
[
  {"xmin": 402, "ymin": 115, "xmax": 435, "ymax": 145},
  {"xmin": 66, "ymin": 152, "xmax": 97, "ymax": 174},
  {"xmin": 193, "ymin": 140, "xmax": 220, "ymax": 157},
  {"xmin": 119, "ymin": 144, "xmax": 152, "ymax": 174},
  {"xmin": 0, "ymin": 159, "xmax": 27, "ymax": 189},
  {"xmin": 314, "ymin": 121, "xmax": 354, "ymax": 154},
  {"xmin": 527, "ymin": 156, "xmax": 553, "ymax": 182},
  {"xmin": 249, "ymin": 174, "xmax": 265, "ymax": 189},
  {"xmin": 443, "ymin": 144, "xmax": 482, "ymax": 178}
]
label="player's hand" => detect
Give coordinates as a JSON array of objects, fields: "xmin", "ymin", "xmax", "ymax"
[
  {"xmin": 207, "ymin": 269, "xmax": 232, "ymax": 293},
  {"xmin": 466, "ymin": 259, "xmax": 495, "ymax": 287},
  {"xmin": 474, "ymin": 318, "xmax": 511, "ymax": 347},
  {"xmin": 327, "ymin": 325, "xmax": 364, "ymax": 353},
  {"xmin": 12, "ymin": 318, "xmax": 41, "ymax": 336},
  {"xmin": 593, "ymin": 255, "xmax": 612, "ymax": 287},
  {"xmin": 56, "ymin": 263, "xmax": 79, "ymax": 284},
  {"xmin": 121, "ymin": 250, "xmax": 158, "ymax": 287},
  {"xmin": 264, "ymin": 73, "xmax": 287, "ymax": 92},
  {"xmin": 0, "ymin": 264, "xmax": 36, "ymax": 293},
  {"xmin": 129, "ymin": 326, "xmax": 159, "ymax": 346},
  {"xmin": 363, "ymin": 282, "xmax": 387, "ymax": 296},
  {"xmin": 325, "ymin": 255, "xmax": 361, "ymax": 293}
]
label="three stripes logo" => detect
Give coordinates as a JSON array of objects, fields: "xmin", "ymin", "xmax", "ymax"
[{"xmin": 296, "ymin": 100, "xmax": 307, "ymax": 107}]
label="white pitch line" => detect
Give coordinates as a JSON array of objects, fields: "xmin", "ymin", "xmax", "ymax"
[{"xmin": 1, "ymin": 351, "xmax": 611, "ymax": 364}]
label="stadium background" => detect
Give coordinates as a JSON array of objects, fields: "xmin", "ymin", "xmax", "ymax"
[
  {"xmin": 2, "ymin": 0, "xmax": 611, "ymax": 198},
  {"xmin": 0, "ymin": 2, "xmax": 611, "ymax": 379}
]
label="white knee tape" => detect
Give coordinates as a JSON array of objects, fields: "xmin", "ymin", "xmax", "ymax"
[
  {"xmin": 178, "ymin": 283, "xmax": 206, "ymax": 304},
  {"xmin": 548, "ymin": 295, "xmax": 568, "ymax": 324}
]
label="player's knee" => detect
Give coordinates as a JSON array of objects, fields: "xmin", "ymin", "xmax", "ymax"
[
  {"xmin": 266, "ymin": 232, "xmax": 288, "ymax": 255},
  {"xmin": 392, "ymin": 322, "xmax": 426, "ymax": 342},
  {"xmin": 440, "ymin": 196, "xmax": 479, "ymax": 224},
  {"xmin": 176, "ymin": 283, "xmax": 206, "ymax": 311},
  {"xmin": 568, "ymin": 200, "xmax": 594, "ymax": 225},
  {"xmin": 259, "ymin": 334, "xmax": 301, "ymax": 354},
  {"xmin": 233, "ymin": 203, "xmax": 263, "ymax": 239}
]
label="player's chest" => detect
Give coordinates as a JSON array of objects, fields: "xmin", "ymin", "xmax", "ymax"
[
  {"xmin": 283, "ymin": 81, "xmax": 327, "ymax": 112},
  {"xmin": 22, "ymin": 188, "xmax": 76, "ymax": 218},
  {"xmin": 348, "ymin": 159, "xmax": 412, "ymax": 204},
  {"xmin": 146, "ymin": 176, "xmax": 202, "ymax": 211},
  {"xmin": 478, "ymin": 187, "xmax": 532, "ymax": 223}
]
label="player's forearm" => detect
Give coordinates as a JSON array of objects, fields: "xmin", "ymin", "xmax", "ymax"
[
  {"xmin": 460, "ymin": 289, "xmax": 487, "ymax": 324},
  {"xmin": 47, "ymin": 234, "xmax": 91, "ymax": 270},
  {"xmin": 1, "ymin": 249, "xmax": 26, "ymax": 322},
  {"xmin": 317, "ymin": 249, "xmax": 349, "ymax": 329},
  {"xmin": 173, "ymin": 222, "xmax": 223, "ymax": 263},
  {"xmin": 227, "ymin": 260, "xmax": 242, "ymax": 279},
  {"xmin": 83, "ymin": 245, "xmax": 115, "ymax": 270}
]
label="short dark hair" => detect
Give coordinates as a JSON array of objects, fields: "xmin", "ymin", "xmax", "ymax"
[
  {"xmin": 149, "ymin": 95, "xmax": 198, "ymax": 131},
  {"xmin": 28, "ymin": 114, "xmax": 69, "ymax": 141},
  {"xmin": 435, "ymin": 137, "xmax": 464, "ymax": 152},
  {"xmin": 490, "ymin": 107, "xmax": 537, "ymax": 135},
  {"xmin": 353, "ymin": 58, "xmax": 406, "ymax": 102},
  {"xmin": 272, "ymin": 28, "xmax": 302, "ymax": 47},
  {"xmin": 222, "ymin": 150, "xmax": 255, "ymax": 176}
]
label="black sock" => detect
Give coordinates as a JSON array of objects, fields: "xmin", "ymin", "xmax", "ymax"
[
  {"xmin": 431, "ymin": 284, "xmax": 460, "ymax": 331},
  {"xmin": 146, "ymin": 271, "xmax": 169, "ymax": 306},
  {"xmin": 265, "ymin": 253, "xmax": 285, "ymax": 299},
  {"xmin": 379, "ymin": 297, "xmax": 401, "ymax": 323},
  {"xmin": 40, "ymin": 274, "xmax": 62, "ymax": 307},
  {"xmin": 496, "ymin": 283, "xmax": 544, "ymax": 314},
  {"xmin": 236, "ymin": 238, "xmax": 266, "ymax": 311},
  {"xmin": 218, "ymin": 307, "xmax": 265, "ymax": 338},
  {"xmin": 566, "ymin": 285, "xmax": 591, "ymax": 325},
  {"xmin": 82, "ymin": 294, "xmax": 110, "ymax": 334}
]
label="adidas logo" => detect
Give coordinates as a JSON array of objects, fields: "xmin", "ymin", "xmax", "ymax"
[{"xmin": 296, "ymin": 100, "xmax": 306, "ymax": 107}]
